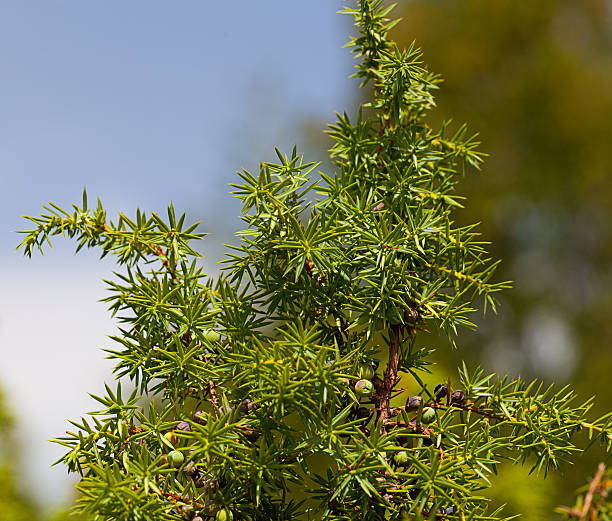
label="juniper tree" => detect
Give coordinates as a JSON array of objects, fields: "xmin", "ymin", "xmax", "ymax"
[{"xmin": 17, "ymin": 2, "xmax": 612, "ymax": 520}]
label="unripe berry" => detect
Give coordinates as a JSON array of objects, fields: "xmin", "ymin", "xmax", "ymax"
[
  {"xmin": 446, "ymin": 506, "xmax": 455, "ymax": 515},
  {"xmin": 394, "ymin": 451, "xmax": 409, "ymax": 466},
  {"xmin": 407, "ymin": 395, "xmax": 422, "ymax": 411},
  {"xmin": 216, "ymin": 508, "xmax": 233, "ymax": 521},
  {"xmin": 192, "ymin": 517, "xmax": 204, "ymax": 521},
  {"xmin": 354, "ymin": 379, "xmax": 373, "ymax": 398},
  {"xmin": 164, "ymin": 431, "xmax": 178, "ymax": 447},
  {"xmin": 203, "ymin": 329, "xmax": 221, "ymax": 343},
  {"xmin": 167, "ymin": 450, "xmax": 184, "ymax": 468},
  {"xmin": 434, "ymin": 384, "xmax": 448, "ymax": 401},
  {"xmin": 421, "ymin": 407, "xmax": 436, "ymax": 424},
  {"xmin": 451, "ymin": 390, "xmax": 466, "ymax": 406},
  {"xmin": 359, "ymin": 363, "xmax": 375, "ymax": 380},
  {"xmin": 201, "ymin": 500, "xmax": 217, "ymax": 516}
]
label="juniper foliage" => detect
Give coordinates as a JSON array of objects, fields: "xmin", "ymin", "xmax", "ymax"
[{"xmin": 17, "ymin": 2, "xmax": 612, "ymax": 520}]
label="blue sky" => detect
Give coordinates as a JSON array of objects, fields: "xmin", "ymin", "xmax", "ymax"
[{"xmin": 0, "ymin": 1, "xmax": 355, "ymax": 509}]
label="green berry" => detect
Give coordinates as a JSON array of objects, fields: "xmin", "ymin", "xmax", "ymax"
[
  {"xmin": 216, "ymin": 508, "xmax": 233, "ymax": 521},
  {"xmin": 421, "ymin": 407, "xmax": 436, "ymax": 424},
  {"xmin": 354, "ymin": 379, "xmax": 373, "ymax": 398},
  {"xmin": 164, "ymin": 431, "xmax": 178, "ymax": 447},
  {"xmin": 203, "ymin": 329, "xmax": 221, "ymax": 343},
  {"xmin": 359, "ymin": 363, "xmax": 375, "ymax": 380},
  {"xmin": 394, "ymin": 451, "xmax": 409, "ymax": 466},
  {"xmin": 167, "ymin": 450, "xmax": 184, "ymax": 468}
]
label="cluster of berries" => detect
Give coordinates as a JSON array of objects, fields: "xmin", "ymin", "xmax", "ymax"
[
  {"xmin": 436, "ymin": 506, "xmax": 456, "ymax": 517},
  {"xmin": 405, "ymin": 385, "xmax": 466, "ymax": 410},
  {"xmin": 160, "ymin": 400, "xmax": 263, "ymax": 520},
  {"xmin": 181, "ymin": 509, "xmax": 233, "ymax": 521},
  {"xmin": 353, "ymin": 362, "xmax": 378, "ymax": 398},
  {"xmin": 432, "ymin": 384, "xmax": 466, "ymax": 406}
]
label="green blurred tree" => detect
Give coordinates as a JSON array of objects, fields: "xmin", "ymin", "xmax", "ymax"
[
  {"xmin": 0, "ymin": 384, "xmax": 92, "ymax": 520},
  {"xmin": 386, "ymin": 0, "xmax": 612, "ymax": 516},
  {"xmin": 0, "ymin": 387, "xmax": 37, "ymax": 521},
  {"xmin": 389, "ymin": 0, "xmax": 612, "ymax": 378}
]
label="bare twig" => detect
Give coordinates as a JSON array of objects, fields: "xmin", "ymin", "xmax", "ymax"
[{"xmin": 208, "ymin": 381, "xmax": 221, "ymax": 418}]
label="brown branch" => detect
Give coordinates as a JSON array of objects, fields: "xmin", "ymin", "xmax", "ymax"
[
  {"xmin": 376, "ymin": 324, "xmax": 401, "ymax": 425},
  {"xmin": 208, "ymin": 381, "xmax": 221, "ymax": 418},
  {"xmin": 556, "ymin": 463, "xmax": 607, "ymax": 519},
  {"xmin": 116, "ymin": 423, "xmax": 145, "ymax": 457},
  {"xmin": 581, "ymin": 463, "xmax": 606, "ymax": 520}
]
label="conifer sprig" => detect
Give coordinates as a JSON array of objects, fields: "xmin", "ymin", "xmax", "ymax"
[{"xmin": 16, "ymin": 2, "xmax": 611, "ymax": 520}]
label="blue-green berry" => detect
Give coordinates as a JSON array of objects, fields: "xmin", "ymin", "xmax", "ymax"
[
  {"xmin": 421, "ymin": 407, "xmax": 436, "ymax": 424},
  {"xmin": 359, "ymin": 363, "xmax": 375, "ymax": 380},
  {"xmin": 354, "ymin": 379, "xmax": 374, "ymax": 398},
  {"xmin": 216, "ymin": 508, "xmax": 233, "ymax": 521},
  {"xmin": 394, "ymin": 451, "xmax": 409, "ymax": 466},
  {"xmin": 203, "ymin": 329, "xmax": 221, "ymax": 343},
  {"xmin": 164, "ymin": 431, "xmax": 178, "ymax": 447},
  {"xmin": 167, "ymin": 450, "xmax": 184, "ymax": 468}
]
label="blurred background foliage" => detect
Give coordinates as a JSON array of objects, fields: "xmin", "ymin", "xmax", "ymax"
[
  {"xmin": 392, "ymin": 0, "xmax": 612, "ymax": 518},
  {"xmin": 3, "ymin": 1, "xmax": 612, "ymax": 519},
  {"xmin": 0, "ymin": 386, "xmax": 46, "ymax": 521},
  {"xmin": 0, "ymin": 385, "xmax": 89, "ymax": 520},
  {"xmin": 386, "ymin": 0, "xmax": 612, "ymax": 385}
]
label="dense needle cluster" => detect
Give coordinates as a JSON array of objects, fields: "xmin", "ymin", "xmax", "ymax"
[{"xmin": 16, "ymin": 1, "xmax": 612, "ymax": 520}]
